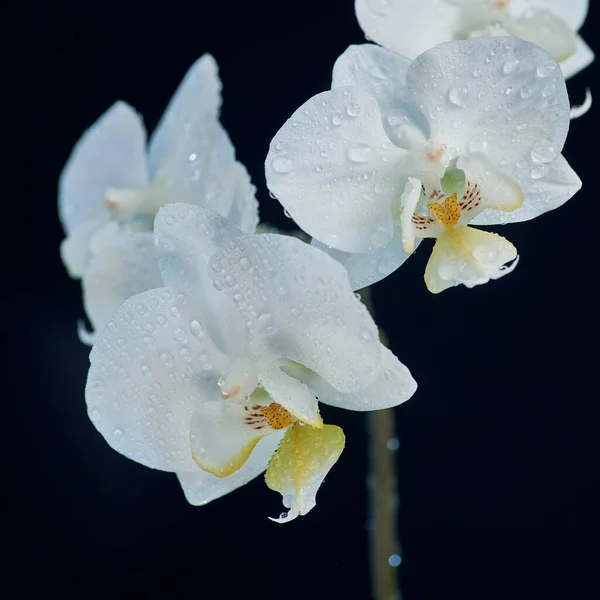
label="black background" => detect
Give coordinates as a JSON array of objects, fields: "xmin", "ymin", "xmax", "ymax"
[{"xmin": 6, "ymin": 1, "xmax": 599, "ymax": 598}]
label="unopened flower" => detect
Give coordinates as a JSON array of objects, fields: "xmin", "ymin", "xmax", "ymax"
[
  {"xmin": 266, "ymin": 39, "xmax": 580, "ymax": 293},
  {"xmin": 355, "ymin": 0, "xmax": 593, "ymax": 79},
  {"xmin": 85, "ymin": 204, "xmax": 417, "ymax": 521}
]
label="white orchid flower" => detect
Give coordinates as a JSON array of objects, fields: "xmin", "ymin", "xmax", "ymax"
[
  {"xmin": 58, "ymin": 54, "xmax": 259, "ymax": 338},
  {"xmin": 85, "ymin": 203, "xmax": 417, "ymax": 521},
  {"xmin": 265, "ymin": 39, "xmax": 581, "ymax": 293},
  {"xmin": 356, "ymin": 0, "xmax": 593, "ymax": 80}
]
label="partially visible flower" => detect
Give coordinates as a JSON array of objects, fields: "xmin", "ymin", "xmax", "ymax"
[
  {"xmin": 59, "ymin": 55, "xmax": 259, "ymax": 337},
  {"xmin": 266, "ymin": 39, "xmax": 581, "ymax": 293},
  {"xmin": 355, "ymin": 0, "xmax": 593, "ymax": 79},
  {"xmin": 85, "ymin": 204, "xmax": 417, "ymax": 521}
]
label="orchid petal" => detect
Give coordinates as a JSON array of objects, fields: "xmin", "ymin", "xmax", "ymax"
[
  {"xmin": 355, "ymin": 0, "xmax": 458, "ymax": 60},
  {"xmin": 153, "ymin": 117, "xmax": 237, "ymax": 219},
  {"xmin": 82, "ymin": 232, "xmax": 162, "ymax": 333},
  {"xmin": 332, "ymin": 44, "xmax": 428, "ymax": 144},
  {"xmin": 153, "ymin": 204, "xmax": 248, "ymax": 357},
  {"xmin": 282, "ymin": 345, "xmax": 417, "ymax": 411},
  {"xmin": 424, "ymin": 226, "xmax": 518, "ymax": 293},
  {"xmin": 471, "ymin": 154, "xmax": 581, "ymax": 225},
  {"xmin": 504, "ymin": 8, "xmax": 578, "ymax": 64},
  {"xmin": 258, "ymin": 367, "xmax": 322, "ymax": 427},
  {"xmin": 266, "ymin": 423, "xmax": 345, "ymax": 523},
  {"xmin": 407, "ymin": 38, "xmax": 570, "ymax": 182},
  {"xmin": 148, "ymin": 54, "xmax": 222, "ymax": 174},
  {"xmin": 197, "ymin": 223, "xmax": 383, "ymax": 393},
  {"xmin": 266, "ymin": 87, "xmax": 407, "ymax": 253},
  {"xmin": 225, "ymin": 161, "xmax": 260, "ymax": 233},
  {"xmin": 85, "ymin": 287, "xmax": 228, "ymax": 472},
  {"xmin": 177, "ymin": 432, "xmax": 285, "ymax": 506},
  {"xmin": 560, "ymin": 35, "xmax": 594, "ymax": 80},
  {"xmin": 60, "ymin": 217, "xmax": 109, "ymax": 279},
  {"xmin": 189, "ymin": 400, "xmax": 277, "ymax": 478},
  {"xmin": 59, "ymin": 102, "xmax": 149, "ymax": 234},
  {"xmin": 512, "ymin": 0, "xmax": 589, "ymax": 31},
  {"xmin": 311, "ymin": 231, "xmax": 417, "ymax": 291}
]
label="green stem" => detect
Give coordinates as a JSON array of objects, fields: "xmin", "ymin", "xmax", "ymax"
[{"xmin": 360, "ymin": 288, "xmax": 402, "ymax": 600}]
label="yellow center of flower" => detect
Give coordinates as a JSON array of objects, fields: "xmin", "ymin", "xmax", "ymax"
[
  {"xmin": 260, "ymin": 403, "xmax": 296, "ymax": 430},
  {"xmin": 427, "ymin": 192, "xmax": 461, "ymax": 227}
]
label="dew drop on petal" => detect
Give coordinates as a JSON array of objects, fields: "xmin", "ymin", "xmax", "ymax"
[
  {"xmin": 257, "ymin": 313, "xmax": 278, "ymax": 336},
  {"xmin": 448, "ymin": 85, "xmax": 469, "ymax": 108},
  {"xmin": 346, "ymin": 102, "xmax": 361, "ymax": 117},
  {"xmin": 530, "ymin": 143, "xmax": 556, "ymax": 164},
  {"xmin": 271, "ymin": 156, "xmax": 297, "ymax": 174},
  {"xmin": 502, "ymin": 59, "xmax": 519, "ymax": 75},
  {"xmin": 347, "ymin": 143, "xmax": 373, "ymax": 164}
]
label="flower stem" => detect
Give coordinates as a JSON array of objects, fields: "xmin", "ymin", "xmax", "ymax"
[
  {"xmin": 367, "ymin": 408, "xmax": 402, "ymax": 600},
  {"xmin": 359, "ymin": 288, "xmax": 402, "ymax": 600}
]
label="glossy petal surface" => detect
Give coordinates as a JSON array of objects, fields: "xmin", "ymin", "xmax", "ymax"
[{"xmin": 86, "ymin": 287, "xmax": 228, "ymax": 472}]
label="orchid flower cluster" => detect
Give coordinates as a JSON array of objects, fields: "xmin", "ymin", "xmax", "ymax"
[{"xmin": 59, "ymin": 1, "xmax": 591, "ymax": 522}]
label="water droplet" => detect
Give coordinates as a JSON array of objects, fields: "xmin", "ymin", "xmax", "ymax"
[
  {"xmin": 271, "ymin": 156, "xmax": 297, "ymax": 174},
  {"xmin": 199, "ymin": 354, "xmax": 212, "ymax": 370},
  {"xmin": 160, "ymin": 352, "xmax": 175, "ymax": 369},
  {"xmin": 531, "ymin": 164, "xmax": 549, "ymax": 179},
  {"xmin": 346, "ymin": 143, "xmax": 372, "ymax": 163},
  {"xmin": 502, "ymin": 59, "xmax": 519, "ymax": 75},
  {"xmin": 332, "ymin": 112, "xmax": 344, "ymax": 126},
  {"xmin": 189, "ymin": 320, "xmax": 202, "ymax": 336},
  {"xmin": 448, "ymin": 85, "xmax": 469, "ymax": 108},
  {"xmin": 530, "ymin": 143, "xmax": 556, "ymax": 164},
  {"xmin": 346, "ymin": 102, "xmax": 361, "ymax": 117},
  {"xmin": 282, "ymin": 494, "xmax": 294, "ymax": 508},
  {"xmin": 239, "ymin": 256, "xmax": 251, "ymax": 271},
  {"xmin": 257, "ymin": 313, "xmax": 278, "ymax": 336}
]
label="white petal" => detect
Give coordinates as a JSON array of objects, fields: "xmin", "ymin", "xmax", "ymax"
[
  {"xmin": 59, "ymin": 102, "xmax": 149, "ymax": 234},
  {"xmin": 258, "ymin": 367, "xmax": 322, "ymax": 427},
  {"xmin": 282, "ymin": 345, "xmax": 417, "ymax": 411},
  {"xmin": 266, "ymin": 87, "xmax": 407, "ymax": 253},
  {"xmin": 457, "ymin": 153, "xmax": 524, "ymax": 216},
  {"xmin": 201, "ymin": 226, "xmax": 384, "ymax": 393},
  {"xmin": 177, "ymin": 432, "xmax": 285, "ymax": 506},
  {"xmin": 154, "ymin": 204, "xmax": 248, "ymax": 357},
  {"xmin": 148, "ymin": 54, "xmax": 222, "ymax": 173},
  {"xmin": 152, "ymin": 117, "xmax": 237, "ymax": 219},
  {"xmin": 400, "ymin": 177, "xmax": 425, "ymax": 252},
  {"xmin": 407, "ymin": 38, "xmax": 570, "ymax": 182},
  {"xmin": 504, "ymin": 8, "xmax": 578, "ymax": 64},
  {"xmin": 60, "ymin": 217, "xmax": 108, "ymax": 279},
  {"xmin": 82, "ymin": 232, "xmax": 163, "ymax": 333},
  {"xmin": 471, "ymin": 154, "xmax": 581, "ymax": 225},
  {"xmin": 424, "ymin": 226, "xmax": 518, "ymax": 293},
  {"xmin": 225, "ymin": 161, "xmax": 259, "ymax": 234},
  {"xmin": 511, "ymin": 0, "xmax": 589, "ymax": 31},
  {"xmin": 189, "ymin": 400, "xmax": 277, "ymax": 478},
  {"xmin": 332, "ymin": 44, "xmax": 427, "ymax": 146},
  {"xmin": 560, "ymin": 35, "xmax": 594, "ymax": 80},
  {"xmin": 85, "ymin": 287, "xmax": 229, "ymax": 472},
  {"xmin": 266, "ymin": 423, "xmax": 345, "ymax": 523},
  {"xmin": 354, "ymin": 0, "xmax": 458, "ymax": 59},
  {"xmin": 311, "ymin": 231, "xmax": 417, "ymax": 291}
]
